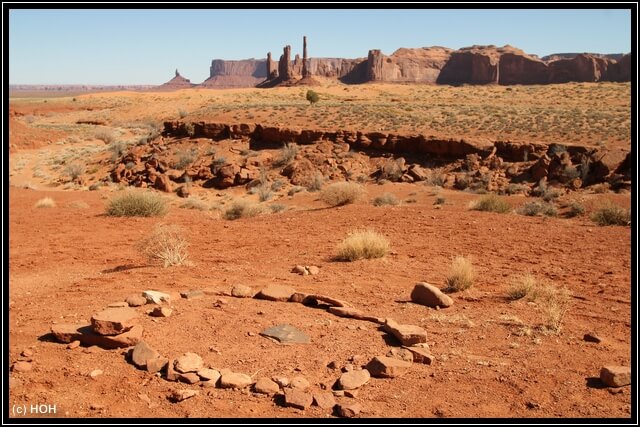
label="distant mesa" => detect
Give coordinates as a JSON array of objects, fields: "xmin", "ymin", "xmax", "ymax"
[{"xmin": 156, "ymin": 38, "xmax": 630, "ymax": 90}]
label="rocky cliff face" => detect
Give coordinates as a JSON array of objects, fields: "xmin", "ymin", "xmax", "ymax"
[{"xmin": 200, "ymin": 59, "xmax": 267, "ymax": 88}]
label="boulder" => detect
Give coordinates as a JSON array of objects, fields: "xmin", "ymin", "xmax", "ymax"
[
  {"xmin": 284, "ymin": 388, "xmax": 313, "ymax": 410},
  {"xmin": 130, "ymin": 341, "xmax": 160, "ymax": 370},
  {"xmin": 126, "ymin": 295, "xmax": 147, "ymax": 307},
  {"xmin": 410, "ymin": 282, "xmax": 454, "ymax": 308},
  {"xmin": 253, "ymin": 377, "xmax": 280, "ymax": 395},
  {"xmin": 231, "ymin": 285, "xmax": 255, "ymax": 298},
  {"xmin": 313, "ymin": 391, "xmax": 336, "ymax": 410},
  {"xmin": 175, "ymin": 353, "xmax": 203, "ymax": 373},
  {"xmin": 336, "ymin": 369, "xmax": 371, "ymax": 390},
  {"xmin": 255, "ymin": 284, "xmax": 296, "ymax": 302},
  {"xmin": 219, "ymin": 372, "xmax": 253, "ymax": 389},
  {"xmin": 336, "ymin": 402, "xmax": 362, "ymax": 418}
]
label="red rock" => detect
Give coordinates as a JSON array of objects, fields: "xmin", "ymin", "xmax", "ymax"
[
  {"xmin": 166, "ymin": 359, "xmax": 178, "ymax": 381},
  {"xmin": 383, "ymin": 319, "xmax": 428, "ymax": 346},
  {"xmin": 150, "ymin": 307, "xmax": 172, "ymax": 317},
  {"xmin": 126, "ymin": 295, "xmax": 147, "ymax": 307},
  {"xmin": 169, "ymin": 389, "xmax": 199, "ymax": 402},
  {"xmin": 402, "ymin": 346, "xmax": 435, "ymax": 365},
  {"xmin": 284, "ymin": 388, "xmax": 313, "ymax": 410},
  {"xmin": 600, "ymin": 366, "xmax": 631, "ymax": 387},
  {"xmin": 255, "ymin": 284, "xmax": 296, "ymax": 302},
  {"xmin": 51, "ymin": 323, "xmax": 143, "ymax": 349},
  {"xmin": 146, "ymin": 357, "xmax": 169, "ymax": 374},
  {"xmin": 231, "ymin": 284, "xmax": 255, "ymax": 298},
  {"xmin": 197, "ymin": 368, "xmax": 221, "ymax": 382},
  {"xmin": 253, "ymin": 377, "xmax": 280, "ymax": 395},
  {"xmin": 175, "ymin": 353, "xmax": 203, "ymax": 373},
  {"xmin": 154, "ymin": 174, "xmax": 173, "ymax": 192},
  {"xmin": 411, "ymin": 282, "xmax": 454, "ymax": 308},
  {"xmin": 130, "ymin": 341, "xmax": 160, "ymax": 370},
  {"xmin": 178, "ymin": 372, "xmax": 200, "ymax": 384},
  {"xmin": 157, "ymin": 69, "xmax": 195, "ymax": 90},
  {"xmin": 336, "ymin": 402, "xmax": 362, "ymax": 418},
  {"xmin": 337, "ymin": 369, "xmax": 370, "ymax": 390},
  {"xmin": 290, "ymin": 376, "xmax": 310, "ymax": 390},
  {"xmin": 91, "ymin": 307, "xmax": 138, "ymax": 336},
  {"xmin": 219, "ymin": 372, "xmax": 253, "ymax": 389},
  {"xmin": 11, "ymin": 361, "xmax": 32, "ymax": 372},
  {"xmin": 366, "ymin": 356, "xmax": 412, "ymax": 378},
  {"xmin": 313, "ymin": 391, "xmax": 336, "ymax": 410}
]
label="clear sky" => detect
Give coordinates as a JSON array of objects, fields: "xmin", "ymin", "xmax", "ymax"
[{"xmin": 8, "ymin": 8, "xmax": 632, "ymax": 85}]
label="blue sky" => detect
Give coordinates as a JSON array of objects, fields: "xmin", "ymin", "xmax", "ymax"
[{"xmin": 9, "ymin": 8, "xmax": 632, "ymax": 85}]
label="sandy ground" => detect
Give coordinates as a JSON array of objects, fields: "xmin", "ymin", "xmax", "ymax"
[{"xmin": 7, "ymin": 83, "xmax": 633, "ymax": 420}]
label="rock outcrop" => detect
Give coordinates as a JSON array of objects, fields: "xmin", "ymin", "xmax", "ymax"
[
  {"xmin": 157, "ymin": 70, "xmax": 196, "ymax": 90},
  {"xmin": 200, "ymin": 59, "xmax": 267, "ymax": 88}
]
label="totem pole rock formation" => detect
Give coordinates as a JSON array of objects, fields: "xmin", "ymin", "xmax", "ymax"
[{"xmin": 302, "ymin": 36, "xmax": 310, "ymax": 78}]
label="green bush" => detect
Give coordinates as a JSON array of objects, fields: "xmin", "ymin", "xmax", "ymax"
[
  {"xmin": 106, "ymin": 191, "xmax": 168, "ymax": 217},
  {"xmin": 306, "ymin": 90, "xmax": 320, "ymax": 105}
]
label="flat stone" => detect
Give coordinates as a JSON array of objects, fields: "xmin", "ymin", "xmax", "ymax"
[
  {"xmin": 600, "ymin": 366, "xmax": 631, "ymax": 387},
  {"xmin": 289, "ymin": 292, "xmax": 309, "ymax": 303},
  {"xmin": 328, "ymin": 306, "xmax": 364, "ymax": 319},
  {"xmin": 150, "ymin": 307, "xmax": 172, "ymax": 317},
  {"xmin": 313, "ymin": 391, "xmax": 336, "ymax": 409},
  {"xmin": 333, "ymin": 390, "xmax": 345, "ymax": 397},
  {"xmin": 231, "ymin": 285, "xmax": 255, "ymax": 298},
  {"xmin": 197, "ymin": 368, "xmax": 221, "ymax": 382},
  {"xmin": 143, "ymin": 290, "xmax": 170, "ymax": 304},
  {"xmin": 11, "ymin": 361, "xmax": 32, "ymax": 372},
  {"xmin": 383, "ymin": 319, "xmax": 427, "ymax": 346},
  {"xmin": 166, "ymin": 359, "xmax": 178, "ymax": 381},
  {"xmin": 147, "ymin": 357, "xmax": 169, "ymax": 374},
  {"xmin": 180, "ymin": 290, "xmax": 204, "ymax": 300},
  {"xmin": 89, "ymin": 369, "xmax": 103, "ymax": 379},
  {"xmin": 337, "ymin": 369, "xmax": 370, "ymax": 390},
  {"xmin": 170, "ymin": 389, "xmax": 199, "ymax": 402},
  {"xmin": 201, "ymin": 380, "xmax": 218, "ymax": 388},
  {"xmin": 336, "ymin": 403, "xmax": 362, "ymax": 418},
  {"xmin": 387, "ymin": 348, "xmax": 414, "ymax": 362},
  {"xmin": 21, "ymin": 349, "xmax": 34, "ymax": 358},
  {"xmin": 51, "ymin": 323, "xmax": 143, "ymax": 349},
  {"xmin": 273, "ymin": 376, "xmax": 289, "ymax": 387},
  {"xmin": 366, "ymin": 356, "xmax": 412, "ymax": 378},
  {"xmin": 307, "ymin": 266, "xmax": 320, "ymax": 275},
  {"xmin": 411, "ymin": 282, "xmax": 454, "ymax": 308},
  {"xmin": 301, "ymin": 294, "xmax": 349, "ymax": 307},
  {"xmin": 289, "ymin": 376, "xmax": 310, "ymax": 390},
  {"xmin": 175, "ymin": 353, "xmax": 203, "ymax": 373},
  {"xmin": 130, "ymin": 341, "xmax": 160, "ymax": 370},
  {"xmin": 292, "ymin": 265, "xmax": 307, "ymax": 275},
  {"xmin": 255, "ymin": 284, "xmax": 297, "ymax": 302},
  {"xmin": 344, "ymin": 390, "xmax": 358, "ymax": 398},
  {"xmin": 253, "ymin": 377, "xmax": 280, "ymax": 395},
  {"xmin": 178, "ymin": 372, "xmax": 200, "ymax": 384},
  {"xmin": 91, "ymin": 307, "xmax": 138, "ymax": 336},
  {"xmin": 260, "ymin": 324, "xmax": 310, "ymax": 344},
  {"xmin": 67, "ymin": 340, "xmax": 81, "ymax": 349},
  {"xmin": 219, "ymin": 372, "xmax": 253, "ymax": 389},
  {"xmin": 284, "ymin": 388, "xmax": 313, "ymax": 410},
  {"xmin": 107, "ymin": 302, "xmax": 128, "ymax": 308},
  {"xmin": 126, "ymin": 295, "xmax": 148, "ymax": 307},
  {"xmin": 584, "ymin": 332, "xmax": 603, "ymax": 343},
  {"xmin": 402, "ymin": 346, "xmax": 435, "ymax": 365}
]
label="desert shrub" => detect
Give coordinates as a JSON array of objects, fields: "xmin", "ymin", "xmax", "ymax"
[
  {"xmin": 223, "ymin": 199, "xmax": 264, "ymax": 220},
  {"xmin": 95, "ymin": 129, "xmax": 116, "ymax": 144},
  {"xmin": 427, "ymin": 172, "xmax": 445, "ymax": 187},
  {"xmin": 288, "ymin": 186, "xmax": 305, "ymax": 196},
  {"xmin": 508, "ymin": 274, "xmax": 540, "ymax": 300},
  {"xmin": 542, "ymin": 188, "xmax": 561, "ymax": 202},
  {"xmin": 67, "ymin": 200, "xmax": 89, "ymax": 209},
  {"xmin": 471, "ymin": 194, "xmax": 511, "ymax": 213},
  {"xmin": 179, "ymin": 199, "xmax": 208, "ymax": 211},
  {"xmin": 505, "ymin": 183, "xmax": 529, "ymax": 195},
  {"xmin": 212, "ymin": 156, "xmax": 226, "ymax": 167},
  {"xmin": 269, "ymin": 203, "xmax": 287, "ymax": 213},
  {"xmin": 454, "ymin": 175, "xmax": 470, "ymax": 190},
  {"xmin": 434, "ymin": 196, "xmax": 446, "ymax": 205},
  {"xmin": 373, "ymin": 193, "xmax": 400, "ymax": 206},
  {"xmin": 138, "ymin": 224, "xmax": 189, "ymax": 268},
  {"xmin": 184, "ymin": 122, "xmax": 195, "ymax": 137},
  {"xmin": 537, "ymin": 284, "xmax": 571, "ymax": 333},
  {"xmin": 178, "ymin": 109, "xmax": 188, "ymax": 119},
  {"xmin": 335, "ymin": 229, "xmax": 390, "ymax": 261},
  {"xmin": 109, "ymin": 140, "xmax": 129, "ymax": 161},
  {"xmin": 307, "ymin": 173, "xmax": 325, "ymax": 192},
  {"xmin": 175, "ymin": 148, "xmax": 198, "ymax": 170},
  {"xmin": 519, "ymin": 201, "xmax": 557, "ymax": 217},
  {"xmin": 563, "ymin": 166, "xmax": 580, "ymax": 181},
  {"xmin": 271, "ymin": 179, "xmax": 285, "ymax": 192},
  {"xmin": 306, "ymin": 90, "xmax": 320, "ymax": 105},
  {"xmin": 378, "ymin": 160, "xmax": 404, "ymax": 182},
  {"xmin": 444, "ymin": 256, "xmax": 475, "ymax": 292},
  {"xmin": 320, "ymin": 182, "xmax": 364, "ymax": 207},
  {"xmin": 106, "ymin": 191, "xmax": 168, "ymax": 217},
  {"xmin": 256, "ymin": 185, "xmax": 273, "ymax": 202},
  {"xmin": 34, "ymin": 197, "xmax": 56, "ymax": 208},
  {"xmin": 564, "ymin": 200, "xmax": 585, "ymax": 218},
  {"xmin": 591, "ymin": 202, "xmax": 630, "ymax": 226},
  {"xmin": 64, "ymin": 162, "xmax": 85, "ymax": 181},
  {"xmin": 274, "ymin": 143, "xmax": 298, "ymax": 167}
]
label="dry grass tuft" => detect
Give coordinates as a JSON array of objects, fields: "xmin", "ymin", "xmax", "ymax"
[
  {"xmin": 590, "ymin": 202, "xmax": 630, "ymax": 226},
  {"xmin": 470, "ymin": 194, "xmax": 511, "ymax": 213},
  {"xmin": 335, "ymin": 229, "xmax": 390, "ymax": 261},
  {"xmin": 106, "ymin": 191, "xmax": 168, "ymax": 217},
  {"xmin": 67, "ymin": 200, "xmax": 89, "ymax": 209},
  {"xmin": 138, "ymin": 224, "xmax": 190, "ymax": 268},
  {"xmin": 508, "ymin": 274, "xmax": 540, "ymax": 300},
  {"xmin": 223, "ymin": 199, "xmax": 264, "ymax": 220},
  {"xmin": 34, "ymin": 197, "xmax": 56, "ymax": 208},
  {"xmin": 373, "ymin": 192, "xmax": 400, "ymax": 206},
  {"xmin": 444, "ymin": 256, "xmax": 475, "ymax": 292},
  {"xmin": 537, "ymin": 284, "xmax": 571, "ymax": 334},
  {"xmin": 320, "ymin": 182, "xmax": 365, "ymax": 207}
]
